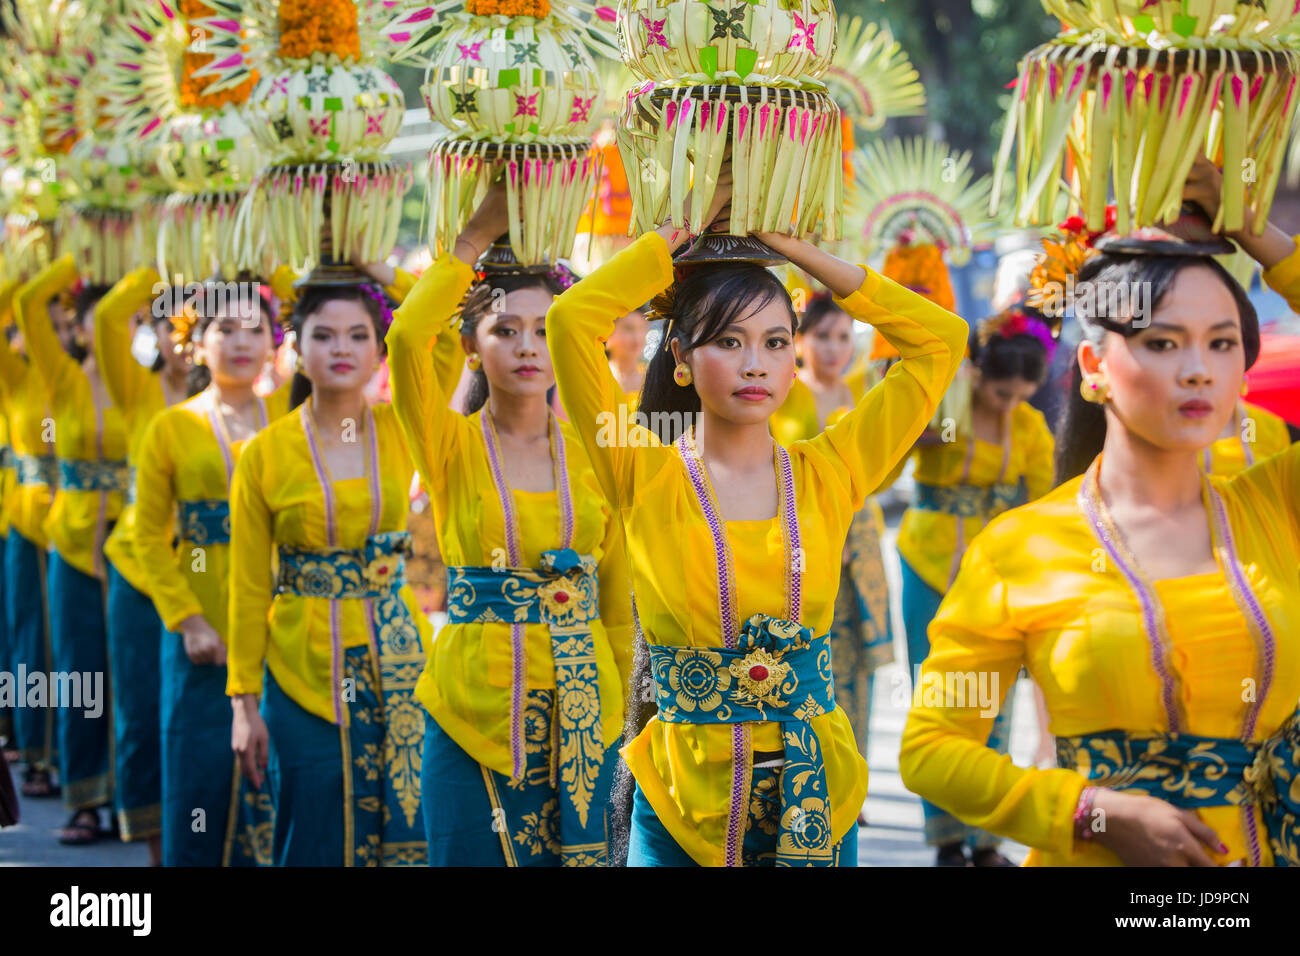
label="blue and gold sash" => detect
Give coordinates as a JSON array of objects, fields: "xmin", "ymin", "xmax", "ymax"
[
  {"xmin": 57, "ymin": 458, "xmax": 130, "ymax": 493},
  {"xmin": 649, "ymin": 613, "xmax": 836, "ymax": 867},
  {"xmin": 277, "ymin": 530, "xmax": 412, "ymax": 600},
  {"xmin": 1057, "ymin": 712, "xmax": 1300, "ymax": 866},
  {"xmin": 15, "ymin": 453, "xmax": 57, "ymax": 487},
  {"xmin": 178, "ymin": 499, "xmax": 231, "ymax": 546},
  {"xmin": 447, "ymin": 547, "xmax": 608, "ymax": 864},
  {"xmin": 914, "ymin": 479, "xmax": 1026, "ymax": 519}
]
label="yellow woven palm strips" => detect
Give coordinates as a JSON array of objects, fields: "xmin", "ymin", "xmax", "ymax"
[{"xmin": 993, "ymin": 42, "xmax": 1299, "ymax": 234}]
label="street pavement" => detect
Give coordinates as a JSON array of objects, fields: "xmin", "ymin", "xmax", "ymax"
[{"xmin": 0, "ymin": 515, "xmax": 1042, "ymax": 867}]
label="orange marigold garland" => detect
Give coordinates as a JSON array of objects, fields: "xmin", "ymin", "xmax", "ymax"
[
  {"xmin": 279, "ymin": 0, "xmax": 361, "ymax": 63},
  {"xmin": 181, "ymin": 0, "xmax": 256, "ymax": 109},
  {"xmin": 465, "ymin": 0, "xmax": 551, "ymax": 17},
  {"xmin": 1025, "ymin": 207, "xmax": 1115, "ymax": 313}
]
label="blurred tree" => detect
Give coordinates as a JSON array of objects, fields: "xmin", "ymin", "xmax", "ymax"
[{"xmin": 839, "ymin": 0, "xmax": 1057, "ymax": 171}]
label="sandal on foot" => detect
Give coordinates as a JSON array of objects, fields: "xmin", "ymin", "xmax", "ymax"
[
  {"xmin": 58, "ymin": 809, "xmax": 102, "ymax": 845},
  {"xmin": 21, "ymin": 769, "xmax": 60, "ymax": 798}
]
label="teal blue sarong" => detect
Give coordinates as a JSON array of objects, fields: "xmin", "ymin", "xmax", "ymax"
[
  {"xmin": 45, "ymin": 552, "xmax": 111, "ymax": 811},
  {"xmin": 160, "ymin": 625, "xmax": 271, "ymax": 866},
  {"xmin": 268, "ymin": 531, "xmax": 427, "ymax": 866},
  {"xmin": 1058, "ymin": 713, "xmax": 1300, "ymax": 867},
  {"xmin": 647, "ymin": 613, "xmax": 839, "ymax": 867},
  {"xmin": 440, "ymin": 548, "xmax": 612, "ymax": 866},
  {"xmin": 4, "ymin": 530, "xmax": 55, "ymax": 769},
  {"xmin": 105, "ymin": 563, "xmax": 161, "ymax": 840},
  {"xmin": 900, "ymin": 555, "xmax": 1014, "ymax": 849}
]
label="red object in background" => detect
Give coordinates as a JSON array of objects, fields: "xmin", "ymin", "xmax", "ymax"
[{"xmin": 1246, "ymin": 332, "xmax": 1300, "ymax": 426}]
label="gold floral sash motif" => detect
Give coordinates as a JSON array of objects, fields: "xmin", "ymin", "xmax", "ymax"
[
  {"xmin": 446, "ymin": 548, "xmax": 609, "ymax": 864},
  {"xmin": 1058, "ymin": 713, "xmax": 1300, "ymax": 866}
]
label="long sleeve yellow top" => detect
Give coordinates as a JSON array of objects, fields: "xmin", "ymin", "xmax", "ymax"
[
  {"xmin": 897, "ymin": 401, "xmax": 1056, "ymax": 593},
  {"xmin": 15, "ymin": 255, "xmax": 128, "ymax": 578},
  {"xmin": 0, "ymin": 278, "xmax": 21, "ymax": 537},
  {"xmin": 899, "ymin": 443, "xmax": 1300, "ymax": 866},
  {"xmin": 385, "ymin": 255, "xmax": 634, "ymax": 776},
  {"xmin": 135, "ymin": 388, "xmax": 291, "ymax": 636},
  {"xmin": 1202, "ymin": 400, "xmax": 1292, "ymax": 477},
  {"xmin": 548, "ymin": 232, "xmax": 969, "ymax": 866},
  {"xmin": 226, "ymin": 401, "xmax": 432, "ymax": 722},
  {"xmin": 0, "ymin": 330, "xmax": 55, "ymax": 550},
  {"xmin": 94, "ymin": 265, "xmax": 167, "ymax": 595}
]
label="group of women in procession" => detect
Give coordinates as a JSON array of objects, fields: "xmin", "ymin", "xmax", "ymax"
[{"xmin": 0, "ymin": 149, "xmax": 1298, "ymax": 868}]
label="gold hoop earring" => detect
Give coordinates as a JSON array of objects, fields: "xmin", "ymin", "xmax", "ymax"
[
  {"xmin": 1080, "ymin": 373, "xmax": 1109, "ymax": 404},
  {"xmin": 673, "ymin": 362, "xmax": 693, "ymax": 387},
  {"xmin": 467, "ymin": 352, "xmax": 481, "ymax": 372}
]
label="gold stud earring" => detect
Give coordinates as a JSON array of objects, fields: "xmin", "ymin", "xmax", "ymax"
[
  {"xmin": 1080, "ymin": 373, "xmax": 1109, "ymax": 404},
  {"xmin": 295, "ymin": 355, "xmax": 305, "ymax": 374},
  {"xmin": 467, "ymin": 352, "xmax": 481, "ymax": 372},
  {"xmin": 673, "ymin": 362, "xmax": 693, "ymax": 387},
  {"xmin": 1240, "ymin": 380, "xmax": 1249, "ymax": 397}
]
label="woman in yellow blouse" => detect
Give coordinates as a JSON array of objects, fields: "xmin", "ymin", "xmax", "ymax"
[
  {"xmin": 896, "ymin": 306, "xmax": 1056, "ymax": 866},
  {"xmin": 900, "ymin": 180, "xmax": 1300, "ymax": 866},
  {"xmin": 773, "ymin": 294, "xmax": 895, "ymax": 809},
  {"xmin": 14, "ymin": 256, "xmax": 128, "ymax": 844},
  {"xmin": 387, "ymin": 183, "xmax": 633, "ymax": 866},
  {"xmin": 0, "ymin": 277, "xmax": 59, "ymax": 798},
  {"xmin": 1200, "ymin": 398, "xmax": 1293, "ymax": 476},
  {"xmin": 228, "ymin": 271, "xmax": 431, "ymax": 866},
  {"xmin": 134, "ymin": 281, "xmax": 285, "ymax": 867},
  {"xmin": 92, "ymin": 267, "xmax": 193, "ymax": 857},
  {"xmin": 548, "ymin": 171, "xmax": 967, "ymax": 867},
  {"xmin": 607, "ymin": 304, "xmax": 649, "ymax": 408}
]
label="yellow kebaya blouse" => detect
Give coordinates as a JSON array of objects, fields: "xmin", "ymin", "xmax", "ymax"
[
  {"xmin": 15, "ymin": 255, "xmax": 130, "ymax": 578},
  {"xmin": 771, "ymin": 376, "xmax": 818, "ymax": 447},
  {"xmin": 135, "ymin": 387, "xmax": 291, "ymax": 637},
  {"xmin": 0, "ymin": 278, "xmax": 24, "ymax": 539},
  {"xmin": 0, "ymin": 339, "xmax": 55, "ymax": 550},
  {"xmin": 1202, "ymin": 400, "xmax": 1292, "ymax": 477},
  {"xmin": 899, "ymin": 444, "xmax": 1300, "ymax": 866},
  {"xmin": 897, "ymin": 401, "xmax": 1056, "ymax": 594},
  {"xmin": 94, "ymin": 266, "xmax": 168, "ymax": 595},
  {"xmin": 226, "ymin": 401, "xmax": 432, "ymax": 724},
  {"xmin": 548, "ymin": 232, "xmax": 969, "ymax": 866},
  {"xmin": 385, "ymin": 255, "xmax": 633, "ymax": 776}
]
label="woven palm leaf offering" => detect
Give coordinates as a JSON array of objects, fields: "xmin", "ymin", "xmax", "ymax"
[
  {"xmin": 99, "ymin": 0, "xmax": 269, "ymax": 281},
  {"xmin": 994, "ymin": 0, "xmax": 1300, "ymax": 237},
  {"xmin": 616, "ymin": 0, "xmax": 844, "ymax": 263},
  {"xmin": 380, "ymin": 0, "xmax": 619, "ymax": 269},
  {"xmin": 570, "ymin": 58, "xmax": 640, "ymax": 270},
  {"xmin": 188, "ymin": 0, "xmax": 417, "ymax": 280},
  {"xmin": 0, "ymin": 1, "xmax": 98, "ymax": 281}
]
